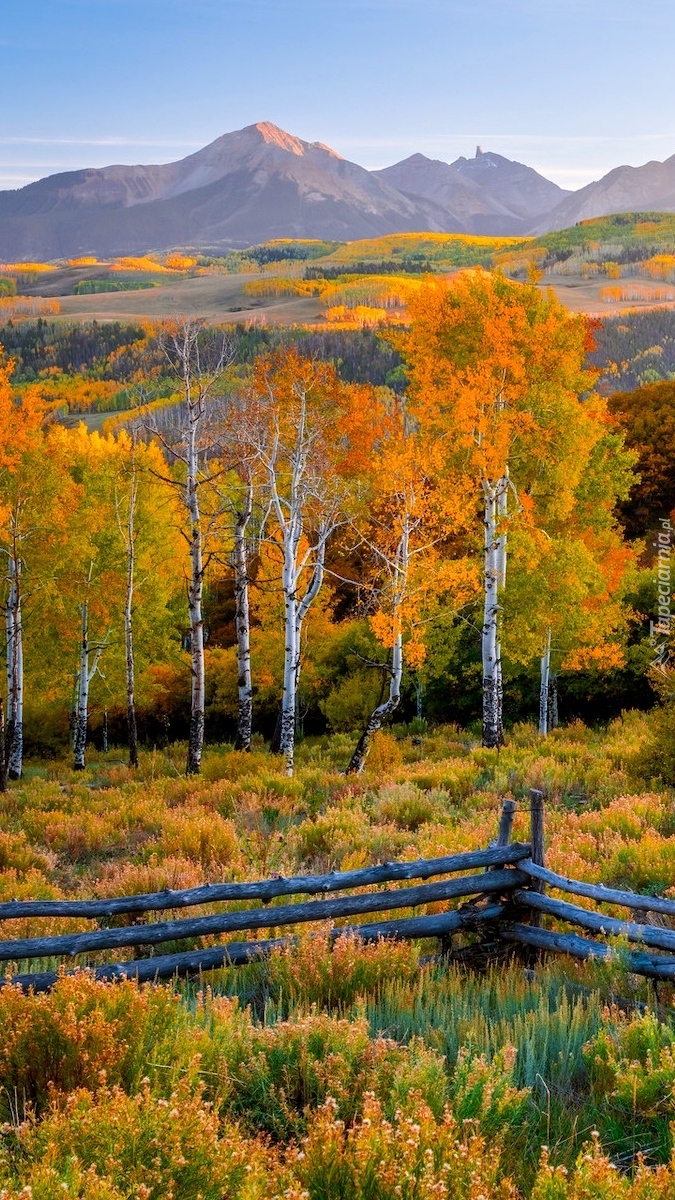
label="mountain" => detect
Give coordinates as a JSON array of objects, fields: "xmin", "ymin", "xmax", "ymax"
[
  {"xmin": 376, "ymin": 147, "xmax": 570, "ymax": 235},
  {"xmin": 0, "ymin": 122, "xmax": 453, "ymax": 260},
  {"xmin": 531, "ymin": 154, "xmax": 675, "ymax": 233},
  {"xmin": 4, "ymin": 123, "xmax": 675, "ymax": 260}
]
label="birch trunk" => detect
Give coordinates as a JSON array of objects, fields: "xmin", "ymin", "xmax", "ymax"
[
  {"xmin": 0, "ymin": 699, "xmax": 6, "ymax": 793},
  {"xmin": 122, "ymin": 470, "xmax": 139, "ymax": 768},
  {"xmin": 5, "ymin": 581, "xmax": 13, "ymax": 764},
  {"xmin": 549, "ymin": 674, "xmax": 559, "ymax": 730},
  {"xmin": 73, "ymin": 597, "xmax": 106, "ymax": 772},
  {"xmin": 347, "ymin": 517, "xmax": 409, "ymax": 775},
  {"xmin": 539, "ymin": 627, "xmax": 552, "ymax": 736},
  {"xmin": 73, "ymin": 602, "xmax": 90, "ymax": 771},
  {"xmin": 6, "ymin": 554, "xmax": 23, "ymax": 780},
  {"xmin": 346, "ymin": 632, "xmax": 403, "ymax": 774},
  {"xmin": 186, "ymin": 410, "xmax": 205, "ymax": 776},
  {"xmin": 494, "ymin": 476, "xmax": 507, "ymax": 723},
  {"xmin": 279, "ymin": 585, "xmax": 298, "ymax": 775},
  {"xmin": 281, "ymin": 541, "xmax": 327, "ymax": 776},
  {"xmin": 157, "ymin": 321, "xmax": 235, "ymax": 776},
  {"xmin": 233, "ymin": 484, "xmax": 253, "ymax": 752},
  {"xmin": 481, "ymin": 479, "xmax": 506, "ymax": 749}
]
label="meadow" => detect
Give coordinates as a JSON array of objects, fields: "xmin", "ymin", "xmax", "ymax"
[
  {"xmin": 8, "ymin": 218, "xmax": 675, "ymax": 327},
  {"xmin": 2, "ymin": 715, "xmax": 675, "ymax": 1197}
]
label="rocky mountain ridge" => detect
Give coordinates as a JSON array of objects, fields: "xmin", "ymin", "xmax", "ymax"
[{"xmin": 1, "ymin": 122, "xmax": 674, "ymax": 259}]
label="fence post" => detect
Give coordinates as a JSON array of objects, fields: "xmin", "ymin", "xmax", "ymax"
[
  {"xmin": 529, "ymin": 789, "xmax": 545, "ymax": 929},
  {"xmin": 496, "ymin": 798, "xmax": 516, "ymax": 848},
  {"xmin": 484, "ymin": 798, "xmax": 516, "ymax": 877}
]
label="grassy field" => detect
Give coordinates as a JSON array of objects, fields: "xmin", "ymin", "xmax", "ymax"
[{"xmin": 2, "ymin": 715, "xmax": 675, "ymax": 1196}]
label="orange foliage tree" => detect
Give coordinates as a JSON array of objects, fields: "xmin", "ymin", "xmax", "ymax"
[
  {"xmin": 401, "ymin": 270, "xmax": 629, "ymax": 747},
  {"xmin": 346, "ymin": 393, "xmax": 476, "ymax": 773},
  {"xmin": 0, "ymin": 355, "xmax": 53, "ymax": 778}
]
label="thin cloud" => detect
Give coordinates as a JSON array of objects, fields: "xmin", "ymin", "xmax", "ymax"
[{"xmin": 0, "ymin": 136, "xmax": 202, "ymax": 147}]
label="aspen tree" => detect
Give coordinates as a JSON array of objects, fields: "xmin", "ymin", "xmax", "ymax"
[
  {"xmin": 151, "ymin": 320, "xmax": 235, "ymax": 775},
  {"xmin": 402, "ymin": 271, "xmax": 598, "ymax": 747},
  {"xmin": 345, "ymin": 391, "xmax": 475, "ymax": 773},
  {"xmin": 0, "ymin": 356, "xmax": 48, "ymax": 778},
  {"xmin": 240, "ymin": 349, "xmax": 370, "ymax": 775}
]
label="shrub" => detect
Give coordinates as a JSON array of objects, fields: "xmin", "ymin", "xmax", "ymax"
[
  {"xmin": 0, "ymin": 1079, "xmax": 271, "ymax": 1200},
  {"xmin": 583, "ymin": 1010, "xmax": 675, "ymax": 1163},
  {"xmin": 266, "ymin": 929, "xmax": 419, "ymax": 1010},
  {"xmin": 0, "ymin": 974, "xmax": 183, "ymax": 1118},
  {"xmin": 290, "ymin": 1092, "xmax": 516, "ymax": 1200}
]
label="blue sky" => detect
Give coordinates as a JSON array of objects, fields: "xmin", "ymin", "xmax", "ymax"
[{"xmin": 2, "ymin": 0, "xmax": 675, "ymax": 192}]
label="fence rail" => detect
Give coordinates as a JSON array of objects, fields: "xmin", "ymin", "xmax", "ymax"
[
  {"xmin": 1, "ymin": 788, "xmax": 675, "ymax": 993},
  {"xmin": 0, "ymin": 843, "xmax": 530, "ymax": 921}
]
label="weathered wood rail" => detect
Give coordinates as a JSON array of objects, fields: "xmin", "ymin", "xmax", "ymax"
[
  {"xmin": 2, "ymin": 788, "xmax": 674, "ymax": 992},
  {"xmin": 0, "ymin": 841, "xmax": 529, "ymax": 992}
]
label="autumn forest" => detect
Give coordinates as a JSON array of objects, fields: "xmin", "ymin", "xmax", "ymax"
[
  {"xmin": 3, "ymin": 252, "xmax": 675, "ymax": 1200},
  {"xmin": 0, "ymin": 268, "xmax": 666, "ymax": 781}
]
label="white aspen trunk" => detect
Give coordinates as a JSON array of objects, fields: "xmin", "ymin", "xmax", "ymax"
[
  {"xmin": 5, "ymin": 581, "xmax": 14, "ymax": 735},
  {"xmin": 482, "ymin": 481, "xmax": 504, "ymax": 748},
  {"xmin": 73, "ymin": 602, "xmax": 90, "ymax": 771},
  {"xmin": 278, "ymin": 502, "xmax": 302, "ymax": 776},
  {"xmin": 279, "ymin": 582, "xmax": 298, "ymax": 776},
  {"xmin": 347, "ymin": 630, "xmax": 403, "ymax": 775},
  {"xmin": 233, "ymin": 483, "xmax": 253, "ymax": 752},
  {"xmin": 186, "ymin": 405, "xmax": 206, "ymax": 776},
  {"xmin": 494, "ymin": 473, "xmax": 508, "ymax": 721},
  {"xmin": 279, "ymin": 527, "xmax": 328, "ymax": 777},
  {"xmin": 157, "ymin": 322, "xmax": 235, "ymax": 776},
  {"xmin": 123, "ymin": 474, "xmax": 139, "ymax": 768},
  {"xmin": 258, "ymin": 378, "xmax": 339, "ymax": 777},
  {"xmin": 347, "ymin": 518, "xmax": 409, "ymax": 775},
  {"xmin": 0, "ymin": 698, "xmax": 6, "ymax": 793},
  {"xmin": 293, "ymin": 537, "xmax": 326, "ymax": 691},
  {"xmin": 539, "ymin": 627, "xmax": 552, "ymax": 737},
  {"xmin": 6, "ymin": 553, "xmax": 23, "ymax": 780},
  {"xmin": 73, "ymin": 585, "xmax": 107, "ymax": 772}
]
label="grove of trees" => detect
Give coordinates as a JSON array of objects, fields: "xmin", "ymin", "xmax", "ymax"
[{"xmin": 0, "ymin": 271, "xmax": 653, "ymax": 777}]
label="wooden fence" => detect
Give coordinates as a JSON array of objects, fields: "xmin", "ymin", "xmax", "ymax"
[{"xmin": 1, "ymin": 788, "xmax": 675, "ymax": 992}]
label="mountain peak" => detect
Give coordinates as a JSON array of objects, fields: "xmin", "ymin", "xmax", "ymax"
[
  {"xmin": 251, "ymin": 121, "xmax": 343, "ymax": 159},
  {"xmin": 253, "ymin": 122, "xmax": 306, "ymax": 155}
]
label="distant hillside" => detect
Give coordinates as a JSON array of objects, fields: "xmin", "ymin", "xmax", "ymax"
[{"xmin": 532, "ymin": 156, "xmax": 675, "ymax": 234}]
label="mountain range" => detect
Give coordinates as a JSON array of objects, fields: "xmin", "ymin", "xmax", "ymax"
[{"xmin": 2, "ymin": 121, "xmax": 675, "ymax": 260}]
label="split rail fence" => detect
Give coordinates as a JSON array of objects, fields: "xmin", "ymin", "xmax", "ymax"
[{"xmin": 1, "ymin": 789, "xmax": 675, "ymax": 992}]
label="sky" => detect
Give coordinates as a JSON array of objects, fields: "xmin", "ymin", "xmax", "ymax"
[{"xmin": 1, "ymin": 0, "xmax": 675, "ymax": 193}]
